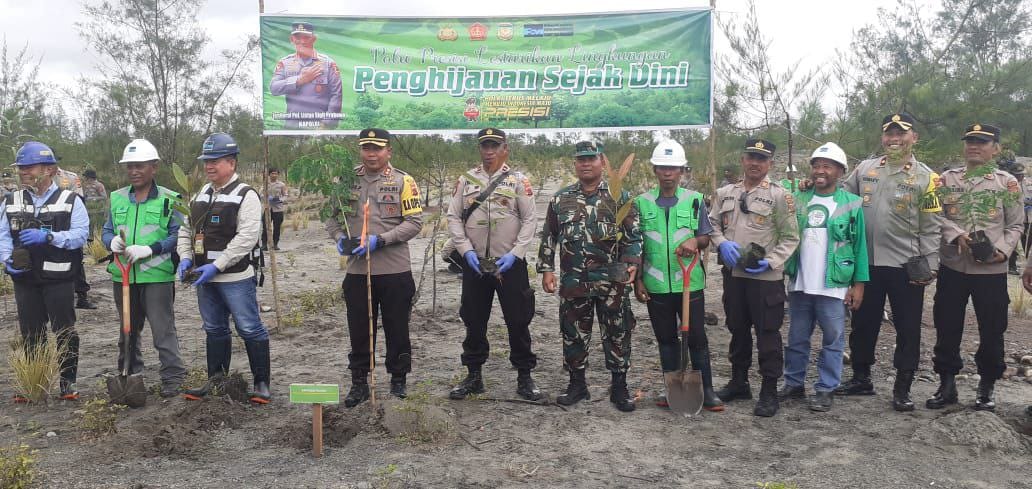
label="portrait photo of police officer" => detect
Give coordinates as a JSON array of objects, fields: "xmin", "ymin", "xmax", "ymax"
[{"xmin": 269, "ymin": 21, "xmax": 343, "ymax": 130}]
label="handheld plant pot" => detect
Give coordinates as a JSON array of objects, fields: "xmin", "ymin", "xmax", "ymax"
[
  {"xmin": 904, "ymin": 255, "xmax": 933, "ymax": 282},
  {"xmin": 968, "ymin": 230, "xmax": 995, "ymax": 263},
  {"xmin": 338, "ymin": 236, "xmax": 362, "ymax": 256},
  {"xmin": 742, "ymin": 242, "xmax": 767, "ymax": 270}
]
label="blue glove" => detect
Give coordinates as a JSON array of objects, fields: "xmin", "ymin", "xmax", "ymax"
[
  {"xmin": 495, "ymin": 253, "xmax": 517, "ymax": 274},
  {"xmin": 4, "ymin": 260, "xmax": 27, "ymax": 276},
  {"xmin": 177, "ymin": 258, "xmax": 193, "ymax": 281},
  {"xmin": 718, "ymin": 241, "xmax": 741, "ymax": 269},
  {"xmin": 336, "ymin": 237, "xmax": 348, "ymax": 255},
  {"xmin": 19, "ymin": 229, "xmax": 49, "ymax": 247},
  {"xmin": 463, "ymin": 250, "xmax": 481, "ymax": 274},
  {"xmin": 352, "ymin": 235, "xmax": 380, "ymax": 256},
  {"xmin": 745, "ymin": 259, "xmax": 771, "ymax": 274},
  {"xmin": 191, "ymin": 264, "xmax": 219, "ymax": 286}
]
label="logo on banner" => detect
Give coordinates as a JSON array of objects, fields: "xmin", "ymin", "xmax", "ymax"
[
  {"xmin": 497, "ymin": 23, "xmax": 514, "ymax": 41},
  {"xmin": 437, "ymin": 26, "xmax": 458, "ymax": 41},
  {"xmin": 468, "ymin": 23, "xmax": 487, "ymax": 41}
]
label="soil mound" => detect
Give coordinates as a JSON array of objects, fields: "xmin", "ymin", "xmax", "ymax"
[{"xmin": 913, "ymin": 410, "xmax": 1031, "ymax": 455}]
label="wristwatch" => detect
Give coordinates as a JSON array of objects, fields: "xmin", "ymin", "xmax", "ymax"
[{"xmin": 45, "ymin": 231, "xmax": 54, "ymax": 244}]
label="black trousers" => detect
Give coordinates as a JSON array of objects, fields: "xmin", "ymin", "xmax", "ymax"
[
  {"xmin": 342, "ymin": 271, "xmax": 414, "ymax": 375},
  {"xmin": 13, "ymin": 280, "xmax": 79, "ymax": 383},
  {"xmin": 932, "ymin": 266, "xmax": 1008, "ymax": 379},
  {"xmin": 459, "ymin": 259, "xmax": 537, "ymax": 370},
  {"xmin": 1008, "ymin": 222, "xmax": 1030, "ymax": 269},
  {"xmin": 262, "ymin": 211, "xmax": 284, "ymax": 247},
  {"xmin": 646, "ymin": 290, "xmax": 706, "ymax": 372},
  {"xmin": 723, "ymin": 273, "xmax": 785, "ymax": 380},
  {"xmin": 75, "ymin": 257, "xmax": 89, "ymax": 294},
  {"xmin": 850, "ymin": 266, "xmax": 926, "ymax": 372}
]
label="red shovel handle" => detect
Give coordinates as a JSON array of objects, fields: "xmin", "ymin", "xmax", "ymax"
[{"xmin": 676, "ymin": 254, "xmax": 699, "ymax": 333}]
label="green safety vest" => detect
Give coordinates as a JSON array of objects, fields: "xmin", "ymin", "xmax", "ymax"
[
  {"xmin": 636, "ymin": 188, "xmax": 706, "ymax": 293},
  {"xmin": 107, "ymin": 185, "xmax": 177, "ymax": 284}
]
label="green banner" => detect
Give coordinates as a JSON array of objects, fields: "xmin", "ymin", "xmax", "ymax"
[
  {"xmin": 260, "ymin": 10, "xmax": 711, "ymax": 135},
  {"xmin": 289, "ymin": 384, "xmax": 340, "ymax": 404}
]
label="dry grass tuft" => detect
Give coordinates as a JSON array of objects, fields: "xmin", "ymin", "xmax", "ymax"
[{"xmin": 7, "ymin": 339, "xmax": 62, "ymax": 404}]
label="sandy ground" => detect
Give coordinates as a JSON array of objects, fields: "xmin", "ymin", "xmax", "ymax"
[{"xmin": 1, "ymin": 182, "xmax": 1031, "ymax": 489}]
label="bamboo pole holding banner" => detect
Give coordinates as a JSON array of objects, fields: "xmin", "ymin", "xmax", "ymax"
[{"xmin": 258, "ymin": 0, "xmax": 282, "ymax": 330}]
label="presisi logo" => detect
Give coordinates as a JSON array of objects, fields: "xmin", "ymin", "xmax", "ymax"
[{"xmin": 523, "ymin": 23, "xmax": 573, "ymax": 37}]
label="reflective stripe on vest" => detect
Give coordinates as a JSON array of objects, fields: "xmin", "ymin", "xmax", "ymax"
[{"xmin": 636, "ymin": 188, "xmax": 706, "ymax": 293}]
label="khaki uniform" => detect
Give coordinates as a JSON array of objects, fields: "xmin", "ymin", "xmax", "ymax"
[
  {"xmin": 324, "ymin": 164, "xmax": 423, "ymax": 276},
  {"xmin": 82, "ymin": 180, "xmax": 107, "ymax": 202},
  {"xmin": 267, "ymin": 181, "xmax": 288, "ymax": 213},
  {"xmin": 55, "ymin": 168, "xmax": 84, "ymax": 197},
  {"xmin": 447, "ymin": 163, "xmax": 536, "ymax": 259},
  {"xmin": 933, "ymin": 166, "xmax": 1023, "ymax": 381},
  {"xmin": 447, "ymin": 163, "xmax": 539, "ymax": 371},
  {"xmin": 939, "ymin": 167, "xmax": 1024, "ymax": 274},
  {"xmin": 842, "ymin": 156, "xmax": 943, "ymax": 269},
  {"xmin": 708, "ymin": 176, "xmax": 800, "ymax": 281},
  {"xmin": 1022, "ymin": 179, "xmax": 1032, "ymax": 223}
]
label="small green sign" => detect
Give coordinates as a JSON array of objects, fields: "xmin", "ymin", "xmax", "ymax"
[{"xmin": 290, "ymin": 384, "xmax": 340, "ymax": 404}]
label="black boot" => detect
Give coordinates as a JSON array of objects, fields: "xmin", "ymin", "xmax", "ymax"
[
  {"xmin": 892, "ymin": 370, "xmax": 916, "ymax": 412},
  {"xmin": 75, "ymin": 292, "xmax": 97, "ymax": 310},
  {"xmin": 516, "ymin": 369, "xmax": 544, "ymax": 401},
  {"xmin": 925, "ymin": 373, "xmax": 958, "ymax": 409},
  {"xmin": 449, "ymin": 368, "xmax": 485, "ymax": 400},
  {"xmin": 835, "ymin": 365, "xmax": 875, "ymax": 396},
  {"xmin": 244, "ymin": 340, "xmax": 271, "ymax": 404},
  {"xmin": 777, "ymin": 384, "xmax": 805, "ymax": 401},
  {"xmin": 184, "ymin": 336, "xmax": 232, "ymax": 400},
  {"xmin": 715, "ymin": 365, "xmax": 752, "ymax": 402},
  {"xmin": 689, "ymin": 347, "xmax": 724, "ymax": 412},
  {"xmin": 974, "ymin": 377, "xmax": 996, "ymax": 411},
  {"xmin": 390, "ymin": 373, "xmax": 407, "ymax": 399},
  {"xmin": 753, "ymin": 377, "xmax": 779, "ymax": 417},
  {"xmin": 344, "ymin": 371, "xmax": 370, "ymax": 408},
  {"xmin": 609, "ymin": 372, "xmax": 635, "ymax": 412},
  {"xmin": 556, "ymin": 369, "xmax": 590, "ymax": 406}
]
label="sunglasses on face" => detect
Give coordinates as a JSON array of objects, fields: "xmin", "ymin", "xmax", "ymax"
[{"xmin": 739, "ymin": 193, "xmax": 751, "ymax": 214}]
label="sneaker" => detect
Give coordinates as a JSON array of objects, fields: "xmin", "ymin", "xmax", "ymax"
[
  {"xmin": 59, "ymin": 382, "xmax": 79, "ymax": 401},
  {"xmin": 160, "ymin": 384, "xmax": 182, "ymax": 398},
  {"xmin": 655, "ymin": 391, "xmax": 669, "ymax": 408}
]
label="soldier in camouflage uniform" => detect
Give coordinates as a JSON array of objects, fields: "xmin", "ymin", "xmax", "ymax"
[{"xmin": 538, "ymin": 141, "xmax": 643, "ymax": 412}]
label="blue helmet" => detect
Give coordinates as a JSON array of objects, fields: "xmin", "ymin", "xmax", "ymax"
[
  {"xmin": 197, "ymin": 133, "xmax": 239, "ymax": 160},
  {"xmin": 14, "ymin": 142, "xmax": 58, "ymax": 166}
]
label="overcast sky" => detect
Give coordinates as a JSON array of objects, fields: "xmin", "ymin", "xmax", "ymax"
[{"xmin": 3, "ymin": 0, "xmax": 911, "ymax": 111}]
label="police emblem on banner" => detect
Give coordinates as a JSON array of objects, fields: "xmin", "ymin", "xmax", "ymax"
[
  {"xmin": 468, "ymin": 23, "xmax": 487, "ymax": 41},
  {"xmin": 497, "ymin": 23, "xmax": 514, "ymax": 40},
  {"xmin": 437, "ymin": 26, "xmax": 458, "ymax": 41}
]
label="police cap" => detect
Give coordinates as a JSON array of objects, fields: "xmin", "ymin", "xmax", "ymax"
[
  {"xmin": 291, "ymin": 22, "xmax": 315, "ymax": 35},
  {"xmin": 358, "ymin": 128, "xmax": 391, "ymax": 147},
  {"xmin": 573, "ymin": 141, "xmax": 602, "ymax": 157},
  {"xmin": 962, "ymin": 123, "xmax": 1000, "ymax": 143},
  {"xmin": 477, "ymin": 128, "xmax": 506, "ymax": 144},
  {"xmin": 744, "ymin": 138, "xmax": 775, "ymax": 157},
  {"xmin": 882, "ymin": 112, "xmax": 916, "ymax": 132}
]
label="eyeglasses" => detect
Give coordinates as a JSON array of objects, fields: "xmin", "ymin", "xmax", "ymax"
[{"xmin": 739, "ymin": 193, "xmax": 752, "ymax": 214}]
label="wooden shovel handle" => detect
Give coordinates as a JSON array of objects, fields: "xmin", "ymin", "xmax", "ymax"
[
  {"xmin": 677, "ymin": 254, "xmax": 699, "ymax": 333},
  {"xmin": 115, "ymin": 255, "xmax": 131, "ymax": 335}
]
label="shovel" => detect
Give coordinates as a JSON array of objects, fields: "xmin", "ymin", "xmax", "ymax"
[
  {"xmin": 664, "ymin": 253, "xmax": 704, "ymax": 416},
  {"xmin": 107, "ymin": 254, "xmax": 147, "ymax": 408}
]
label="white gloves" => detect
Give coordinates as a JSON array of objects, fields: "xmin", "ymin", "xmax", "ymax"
[
  {"xmin": 110, "ymin": 235, "xmax": 126, "ymax": 253},
  {"xmin": 125, "ymin": 245, "xmax": 153, "ymax": 263}
]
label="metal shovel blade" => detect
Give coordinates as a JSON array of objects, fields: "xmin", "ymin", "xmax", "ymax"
[
  {"xmin": 107, "ymin": 373, "xmax": 147, "ymax": 408},
  {"xmin": 664, "ymin": 369, "xmax": 704, "ymax": 416}
]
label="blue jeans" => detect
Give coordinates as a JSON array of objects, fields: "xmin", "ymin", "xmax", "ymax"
[
  {"xmin": 784, "ymin": 292, "xmax": 846, "ymax": 392},
  {"xmin": 196, "ymin": 278, "xmax": 269, "ymax": 342}
]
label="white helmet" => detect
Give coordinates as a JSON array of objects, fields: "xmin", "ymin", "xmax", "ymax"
[
  {"xmin": 650, "ymin": 140, "xmax": 688, "ymax": 167},
  {"xmin": 809, "ymin": 142, "xmax": 848, "ymax": 171},
  {"xmin": 119, "ymin": 139, "xmax": 161, "ymax": 163}
]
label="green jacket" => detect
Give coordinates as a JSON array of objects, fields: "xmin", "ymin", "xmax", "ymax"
[
  {"xmin": 636, "ymin": 188, "xmax": 706, "ymax": 293},
  {"xmin": 784, "ymin": 188, "xmax": 870, "ymax": 288},
  {"xmin": 107, "ymin": 185, "xmax": 177, "ymax": 284}
]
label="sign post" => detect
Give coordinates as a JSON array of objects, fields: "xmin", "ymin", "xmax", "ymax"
[{"xmin": 289, "ymin": 384, "xmax": 340, "ymax": 457}]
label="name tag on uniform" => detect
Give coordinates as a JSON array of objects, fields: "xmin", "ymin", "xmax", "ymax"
[{"xmin": 194, "ymin": 233, "xmax": 205, "ymax": 254}]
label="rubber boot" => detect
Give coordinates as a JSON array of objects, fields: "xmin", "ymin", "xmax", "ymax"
[
  {"xmin": 556, "ymin": 369, "xmax": 590, "ymax": 406},
  {"xmin": 57, "ymin": 329, "xmax": 80, "ymax": 400},
  {"xmin": 974, "ymin": 377, "xmax": 996, "ymax": 411},
  {"xmin": 516, "ymin": 369, "xmax": 544, "ymax": 401},
  {"xmin": 925, "ymin": 373, "xmax": 958, "ymax": 409},
  {"xmin": 449, "ymin": 367, "xmax": 485, "ymax": 400},
  {"xmin": 184, "ymin": 336, "xmax": 232, "ymax": 400},
  {"xmin": 716, "ymin": 365, "xmax": 752, "ymax": 402},
  {"xmin": 344, "ymin": 370, "xmax": 370, "ymax": 408},
  {"xmin": 390, "ymin": 373, "xmax": 407, "ymax": 399},
  {"xmin": 753, "ymin": 377, "xmax": 779, "ymax": 417},
  {"xmin": 75, "ymin": 292, "xmax": 97, "ymax": 310},
  {"xmin": 609, "ymin": 372, "xmax": 636, "ymax": 412},
  {"xmin": 689, "ymin": 347, "xmax": 724, "ymax": 412},
  {"xmin": 892, "ymin": 370, "xmax": 916, "ymax": 412},
  {"xmin": 244, "ymin": 339, "xmax": 271, "ymax": 404},
  {"xmin": 835, "ymin": 364, "xmax": 875, "ymax": 396}
]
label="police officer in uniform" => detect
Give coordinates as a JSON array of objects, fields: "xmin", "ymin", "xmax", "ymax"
[
  {"xmin": 708, "ymin": 139, "xmax": 800, "ymax": 417},
  {"xmin": 1007, "ymin": 163, "xmax": 1030, "ymax": 274},
  {"xmin": 634, "ymin": 140, "xmax": 724, "ymax": 412},
  {"xmin": 178, "ymin": 133, "xmax": 271, "ymax": 404},
  {"xmin": 836, "ymin": 113, "xmax": 943, "ymax": 412},
  {"xmin": 269, "ymin": 22, "xmax": 343, "ymax": 130},
  {"xmin": 82, "ymin": 169, "xmax": 107, "ymax": 203},
  {"xmin": 928, "ymin": 124, "xmax": 1022, "ymax": 412},
  {"xmin": 102, "ymin": 139, "xmax": 188, "ymax": 398},
  {"xmin": 52, "ymin": 163, "xmax": 98, "ymax": 310},
  {"xmin": 326, "ymin": 128, "xmax": 423, "ymax": 407},
  {"xmin": 538, "ymin": 141, "xmax": 643, "ymax": 412},
  {"xmin": 447, "ymin": 128, "xmax": 542, "ymax": 401},
  {"xmin": 0, "ymin": 142, "xmax": 89, "ymax": 401}
]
